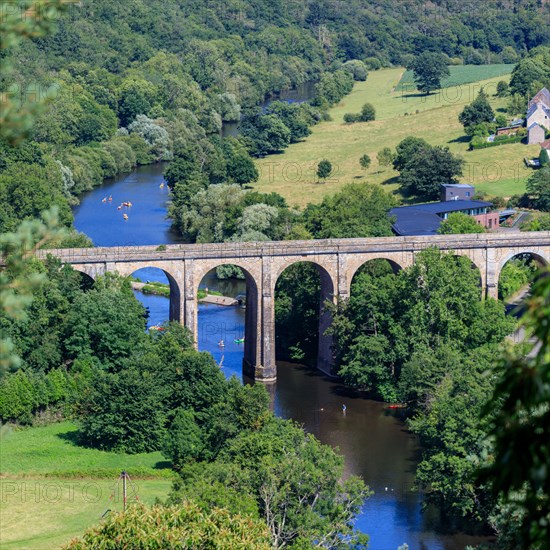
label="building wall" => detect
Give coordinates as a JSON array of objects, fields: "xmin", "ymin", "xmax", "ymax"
[
  {"xmin": 528, "ymin": 105, "xmax": 550, "ymax": 131},
  {"xmin": 441, "ymin": 187, "xmax": 474, "ymax": 201},
  {"xmin": 474, "ymin": 212, "xmax": 500, "ymax": 230},
  {"xmin": 528, "ymin": 124, "xmax": 546, "ymax": 145}
]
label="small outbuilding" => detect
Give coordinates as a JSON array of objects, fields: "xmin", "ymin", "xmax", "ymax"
[{"xmin": 528, "ymin": 122, "xmax": 545, "ymax": 145}]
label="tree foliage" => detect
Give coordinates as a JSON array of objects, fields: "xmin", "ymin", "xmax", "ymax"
[
  {"xmin": 169, "ymin": 416, "xmax": 371, "ymax": 549},
  {"xmin": 330, "ymin": 249, "xmax": 514, "ymax": 401},
  {"xmin": 377, "ymin": 147, "xmax": 395, "ymax": 168},
  {"xmin": 527, "ymin": 166, "xmax": 550, "ymax": 212},
  {"xmin": 480, "ymin": 270, "xmax": 550, "ymax": 548},
  {"xmin": 498, "ymin": 256, "xmax": 538, "ymax": 301},
  {"xmin": 409, "ymin": 52, "xmax": 450, "ymax": 94},
  {"xmin": 65, "ymin": 502, "xmax": 272, "ymax": 549},
  {"xmin": 458, "ymin": 89, "xmax": 495, "ymax": 132},
  {"xmin": 509, "ymin": 46, "xmax": 550, "ymax": 96},
  {"xmin": 359, "ymin": 154, "xmax": 371, "ymax": 170},
  {"xmin": 437, "ymin": 212, "xmax": 486, "ymax": 235},
  {"xmin": 393, "ymin": 137, "xmax": 464, "ymax": 199},
  {"xmin": 303, "ymin": 184, "xmax": 395, "ymax": 238},
  {"xmin": 316, "ymin": 159, "xmax": 333, "ymax": 181}
]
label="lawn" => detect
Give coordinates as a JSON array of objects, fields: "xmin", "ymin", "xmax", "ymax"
[
  {"xmin": 394, "ymin": 63, "xmax": 515, "ymax": 92},
  {"xmin": 0, "ymin": 423, "xmax": 174, "ymax": 549},
  {"xmin": 253, "ymin": 67, "xmax": 538, "ymax": 208},
  {"xmin": 0, "ymin": 422, "xmax": 171, "ymax": 477}
]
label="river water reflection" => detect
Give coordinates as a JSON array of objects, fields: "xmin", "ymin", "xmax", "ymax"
[{"xmin": 73, "ymin": 164, "xmax": 491, "ymax": 550}]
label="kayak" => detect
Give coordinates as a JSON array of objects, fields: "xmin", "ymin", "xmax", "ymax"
[{"xmin": 234, "ymin": 338, "xmax": 245, "ymax": 344}]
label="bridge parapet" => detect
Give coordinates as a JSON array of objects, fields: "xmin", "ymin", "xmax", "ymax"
[{"xmin": 18, "ymin": 231, "xmax": 549, "ymax": 266}]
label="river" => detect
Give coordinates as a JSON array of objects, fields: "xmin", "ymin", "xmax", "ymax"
[{"xmin": 73, "ymin": 165, "xmax": 492, "ymax": 550}]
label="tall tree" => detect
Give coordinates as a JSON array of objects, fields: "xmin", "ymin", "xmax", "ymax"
[
  {"xmin": 409, "ymin": 52, "xmax": 450, "ymax": 94},
  {"xmin": 394, "ymin": 138, "xmax": 464, "ymax": 200},
  {"xmin": 527, "ymin": 166, "xmax": 550, "ymax": 212}
]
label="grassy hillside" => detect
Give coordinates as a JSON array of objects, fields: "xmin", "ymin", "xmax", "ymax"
[
  {"xmin": 253, "ymin": 67, "xmax": 539, "ymax": 207},
  {"xmin": 0, "ymin": 423, "xmax": 173, "ymax": 549}
]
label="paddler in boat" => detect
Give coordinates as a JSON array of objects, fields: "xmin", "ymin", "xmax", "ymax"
[{"xmin": 218, "ymin": 340, "xmax": 225, "ymax": 347}]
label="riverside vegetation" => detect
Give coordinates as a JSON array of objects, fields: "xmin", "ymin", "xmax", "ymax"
[{"xmin": 1, "ymin": 0, "xmax": 550, "ymax": 548}]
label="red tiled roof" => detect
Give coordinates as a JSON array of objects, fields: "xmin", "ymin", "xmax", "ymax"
[{"xmin": 541, "ymin": 139, "xmax": 550, "ymax": 149}]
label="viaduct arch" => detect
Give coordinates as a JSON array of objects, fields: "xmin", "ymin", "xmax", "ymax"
[{"xmin": 30, "ymin": 232, "xmax": 549, "ymax": 382}]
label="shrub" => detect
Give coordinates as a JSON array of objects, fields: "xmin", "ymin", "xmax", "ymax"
[
  {"xmin": 498, "ymin": 257, "xmax": 537, "ymax": 300},
  {"xmin": 469, "ymin": 134, "xmax": 524, "ymax": 150},
  {"xmin": 343, "ymin": 103, "xmax": 375, "ymax": 124},
  {"xmin": 360, "ymin": 102, "xmax": 376, "ymax": 121},
  {"xmin": 343, "ymin": 113, "xmax": 360, "ymax": 123},
  {"xmin": 79, "ymin": 368, "xmax": 167, "ymax": 453}
]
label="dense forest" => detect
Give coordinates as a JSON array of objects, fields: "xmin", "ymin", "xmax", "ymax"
[{"xmin": 2, "ymin": 0, "xmax": 550, "ymax": 236}]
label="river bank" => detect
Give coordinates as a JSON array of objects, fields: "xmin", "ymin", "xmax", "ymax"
[{"xmin": 131, "ymin": 280, "xmax": 237, "ymax": 305}]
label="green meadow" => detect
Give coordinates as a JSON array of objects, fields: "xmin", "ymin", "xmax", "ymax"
[
  {"xmin": 253, "ymin": 67, "xmax": 538, "ymax": 208},
  {"xmin": 0, "ymin": 423, "xmax": 174, "ymax": 549}
]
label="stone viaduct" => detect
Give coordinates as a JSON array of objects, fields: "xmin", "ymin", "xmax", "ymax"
[{"xmin": 37, "ymin": 232, "xmax": 549, "ymax": 382}]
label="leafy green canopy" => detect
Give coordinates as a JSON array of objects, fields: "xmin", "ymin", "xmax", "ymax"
[
  {"xmin": 65, "ymin": 502, "xmax": 272, "ymax": 549},
  {"xmin": 437, "ymin": 212, "xmax": 486, "ymax": 235},
  {"xmin": 0, "ymin": 0, "xmax": 72, "ymax": 144},
  {"xmin": 458, "ymin": 89, "xmax": 495, "ymax": 131},
  {"xmin": 408, "ymin": 52, "xmax": 450, "ymax": 94},
  {"xmin": 168, "ymin": 414, "xmax": 371, "ymax": 549},
  {"xmin": 509, "ymin": 46, "xmax": 550, "ymax": 96},
  {"xmin": 303, "ymin": 184, "xmax": 395, "ymax": 238},
  {"xmin": 527, "ymin": 166, "xmax": 550, "ymax": 212},
  {"xmin": 393, "ymin": 137, "xmax": 465, "ymax": 200},
  {"xmin": 77, "ymin": 318, "xmax": 371, "ymax": 548},
  {"xmin": 0, "ymin": 210, "xmax": 65, "ymax": 374},
  {"xmin": 480, "ymin": 270, "xmax": 550, "ymax": 548},
  {"xmin": 330, "ymin": 249, "xmax": 514, "ymax": 401},
  {"xmin": 498, "ymin": 256, "xmax": 538, "ymax": 301}
]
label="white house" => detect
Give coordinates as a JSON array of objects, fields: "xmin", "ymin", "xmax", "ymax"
[{"xmin": 527, "ymin": 87, "xmax": 550, "ymax": 144}]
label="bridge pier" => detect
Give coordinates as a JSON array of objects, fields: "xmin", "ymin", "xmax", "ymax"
[
  {"xmin": 255, "ymin": 292, "xmax": 277, "ymax": 382},
  {"xmin": 183, "ymin": 260, "xmax": 198, "ymax": 347},
  {"xmin": 317, "ymin": 268, "xmax": 336, "ymax": 377}
]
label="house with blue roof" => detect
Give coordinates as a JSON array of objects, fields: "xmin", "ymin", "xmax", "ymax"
[{"xmin": 389, "ymin": 184, "xmax": 500, "ymax": 236}]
